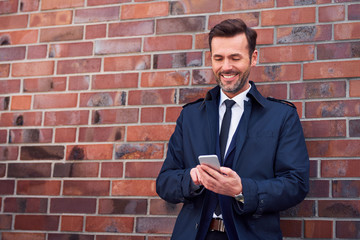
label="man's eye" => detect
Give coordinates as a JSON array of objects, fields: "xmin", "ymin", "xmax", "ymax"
[
  {"xmin": 233, "ymin": 58, "xmax": 240, "ymax": 61},
  {"xmin": 214, "ymin": 58, "xmax": 222, "ymax": 61}
]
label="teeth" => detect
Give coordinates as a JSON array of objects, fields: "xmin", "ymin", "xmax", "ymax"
[{"xmin": 222, "ymin": 75, "xmax": 236, "ymax": 79}]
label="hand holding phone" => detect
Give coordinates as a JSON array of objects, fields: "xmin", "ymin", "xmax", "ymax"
[{"xmin": 198, "ymin": 155, "xmax": 220, "ymax": 171}]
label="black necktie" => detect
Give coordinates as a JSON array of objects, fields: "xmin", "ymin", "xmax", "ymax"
[{"xmin": 219, "ymin": 99, "xmax": 236, "ymax": 162}]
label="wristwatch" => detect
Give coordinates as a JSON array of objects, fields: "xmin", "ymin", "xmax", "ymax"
[{"xmin": 234, "ymin": 192, "xmax": 244, "ymax": 203}]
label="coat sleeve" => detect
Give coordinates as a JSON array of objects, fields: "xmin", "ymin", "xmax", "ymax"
[
  {"xmin": 235, "ymin": 107, "xmax": 309, "ymax": 216},
  {"xmin": 156, "ymin": 111, "xmax": 203, "ymax": 204}
]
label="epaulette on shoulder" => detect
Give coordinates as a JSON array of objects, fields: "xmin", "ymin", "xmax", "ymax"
[
  {"xmin": 267, "ymin": 97, "xmax": 296, "ymax": 109},
  {"xmin": 182, "ymin": 98, "xmax": 204, "ymax": 108}
]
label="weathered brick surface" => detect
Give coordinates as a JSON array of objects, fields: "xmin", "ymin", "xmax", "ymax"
[{"xmin": 1, "ymin": 1, "xmax": 359, "ymax": 239}]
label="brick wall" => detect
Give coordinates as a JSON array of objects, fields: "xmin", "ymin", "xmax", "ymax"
[{"xmin": 0, "ymin": 0, "xmax": 359, "ymax": 239}]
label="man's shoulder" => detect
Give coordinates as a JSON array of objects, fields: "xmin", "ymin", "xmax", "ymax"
[
  {"xmin": 182, "ymin": 98, "xmax": 204, "ymax": 109},
  {"xmin": 266, "ymin": 97, "xmax": 296, "ymax": 109}
]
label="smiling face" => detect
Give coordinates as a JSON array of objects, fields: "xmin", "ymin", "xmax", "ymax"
[{"xmin": 211, "ymin": 33, "xmax": 258, "ymax": 98}]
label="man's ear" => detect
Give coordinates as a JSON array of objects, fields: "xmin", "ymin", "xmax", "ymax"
[{"xmin": 251, "ymin": 50, "xmax": 258, "ymax": 67}]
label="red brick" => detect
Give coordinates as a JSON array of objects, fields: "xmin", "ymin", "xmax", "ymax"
[
  {"xmin": 277, "ymin": 0, "xmax": 330, "ymax": 6},
  {"xmin": 69, "ymin": 75, "xmax": 90, "ymax": 90},
  {"xmin": 0, "ymin": 215, "xmax": 12, "ymax": 230},
  {"xmin": 41, "ymin": 0, "xmax": 84, "ymax": 10},
  {"xmin": 99, "ymin": 198, "xmax": 147, "ymax": 215},
  {"xmin": 15, "ymin": 215, "xmax": 59, "ymax": 231},
  {"xmin": 75, "ymin": 6, "xmax": 119, "ymax": 23},
  {"xmin": 63, "ymin": 180, "xmax": 110, "ymax": 196},
  {"xmin": 319, "ymin": 5, "xmax": 345, "ymax": 22},
  {"xmin": 280, "ymin": 220, "xmax": 302, "ymax": 238},
  {"xmin": 49, "ymin": 42, "xmax": 93, "ymax": 58},
  {"xmin": 307, "ymin": 140, "xmax": 360, "ymax": 158},
  {"xmin": 208, "ymin": 13, "xmax": 259, "ymax": 29},
  {"xmin": 121, "ymin": 2, "xmax": 169, "ymax": 20},
  {"xmin": 34, "ymin": 93, "xmax": 77, "ymax": 109},
  {"xmin": 66, "ymin": 144, "xmax": 113, "ymax": 160},
  {"xmin": 154, "ymin": 52, "xmax": 202, "ymax": 69},
  {"xmin": 0, "ymin": 130, "xmax": 7, "ymax": 143},
  {"xmin": 301, "ymin": 120, "xmax": 346, "ymax": 138},
  {"xmin": 92, "ymin": 73, "xmax": 138, "ymax": 89},
  {"xmin": 179, "ymin": 87, "xmax": 210, "ymax": 104},
  {"xmin": 349, "ymin": 4, "xmax": 360, "ymax": 20},
  {"xmin": 304, "ymin": 220, "xmax": 333, "ymax": 239},
  {"xmin": 85, "ymin": 24, "xmax": 106, "ymax": 39},
  {"xmin": 54, "ymin": 162, "xmax": 99, "ymax": 178},
  {"xmin": 304, "ymin": 60, "xmax": 360, "ymax": 79},
  {"xmin": 20, "ymin": 0, "xmax": 40, "ymax": 12},
  {"xmin": 157, "ymin": 16, "xmax": 205, "ymax": 34},
  {"xmin": 0, "ymin": 0, "xmax": 18, "ymax": 14},
  {"xmin": 170, "ymin": 0, "xmax": 220, "ymax": 14},
  {"xmin": 17, "ymin": 180, "xmax": 61, "ymax": 195},
  {"xmin": 0, "ymin": 96, "xmax": 10, "ymax": 110},
  {"xmin": 1, "ymin": 232, "xmax": 45, "ymax": 240},
  {"xmin": 0, "ymin": 112, "xmax": 42, "ymax": 127},
  {"xmin": 86, "ymin": 216, "xmax": 134, "ymax": 233},
  {"xmin": 127, "ymin": 125, "xmax": 175, "ymax": 142},
  {"xmin": 144, "ymin": 35, "xmax": 192, "ymax": 52},
  {"xmin": 4, "ymin": 198, "xmax": 47, "ymax": 213},
  {"xmin": 109, "ymin": 20, "xmax": 154, "ymax": 37},
  {"xmin": 57, "ymin": 58, "xmax": 101, "ymax": 74},
  {"xmin": 101, "ymin": 162, "xmax": 123, "ymax": 178},
  {"xmin": 136, "ymin": 217, "xmax": 176, "ymax": 234},
  {"xmin": 12, "ymin": 61, "xmax": 54, "ymax": 77},
  {"xmin": 79, "ymin": 126, "xmax": 125, "ymax": 142},
  {"xmin": 0, "ymin": 46, "xmax": 26, "ymax": 61},
  {"xmin": 125, "ymin": 162, "xmax": 163, "ymax": 178},
  {"xmin": 306, "ymin": 100, "xmax": 360, "ymax": 118},
  {"xmin": 9, "ymin": 129, "xmax": 53, "ymax": 144},
  {"xmin": 223, "ymin": 0, "xmax": 273, "ymax": 11},
  {"xmin": 45, "ymin": 110, "xmax": 89, "ymax": 126},
  {"xmin": 195, "ymin": 33, "xmax": 209, "ymax": 49},
  {"xmin": 0, "ymin": 146, "xmax": 18, "ymax": 160},
  {"xmin": 8, "ymin": 163, "xmax": 51, "ymax": 178},
  {"xmin": 51, "ymin": 198, "xmax": 96, "ymax": 213},
  {"xmin": 141, "ymin": 71, "xmax": 189, "ymax": 87},
  {"xmin": 0, "ymin": 30, "xmax": 38, "ymax": 45},
  {"xmin": 335, "ymin": 22, "xmax": 360, "ymax": 40},
  {"xmin": 350, "ymin": 119, "xmax": 360, "ymax": 137},
  {"xmin": 141, "ymin": 107, "xmax": 164, "ymax": 123},
  {"xmin": 0, "ymin": 64, "xmax": 10, "ymax": 77},
  {"xmin": 317, "ymin": 42, "xmax": 360, "ymax": 60},
  {"xmin": 319, "ymin": 200, "xmax": 360, "ymax": 218},
  {"xmin": 260, "ymin": 45, "xmax": 314, "ymax": 63},
  {"xmin": 150, "ymin": 199, "xmax": 182, "ymax": 215},
  {"xmin": 0, "ymin": 15, "xmax": 28, "ymax": 30},
  {"xmin": 128, "ymin": 89, "xmax": 175, "ymax": 105},
  {"xmin": 55, "ymin": 128, "xmax": 77, "ymax": 143},
  {"xmin": 115, "ymin": 143, "xmax": 164, "ymax": 159},
  {"xmin": 261, "ymin": 7, "xmax": 315, "ymax": 26},
  {"xmin": 350, "ymin": 80, "xmax": 360, "ymax": 97},
  {"xmin": 28, "ymin": 45, "xmax": 47, "ymax": 59},
  {"xmin": 0, "ymin": 180, "xmax": 15, "ymax": 195},
  {"xmin": 88, "ymin": 0, "xmax": 131, "ymax": 6},
  {"xmin": 308, "ymin": 180, "xmax": 329, "ymax": 198},
  {"xmin": 322, "ymin": 160, "xmax": 360, "ymax": 178},
  {"xmin": 166, "ymin": 107, "xmax": 182, "ymax": 122},
  {"xmin": 104, "ymin": 55, "xmax": 151, "ymax": 71},
  {"xmin": 40, "ymin": 26, "xmax": 84, "ymax": 42},
  {"xmin": 336, "ymin": 221, "xmax": 360, "ymax": 239},
  {"xmin": 95, "ymin": 38, "xmax": 141, "ymax": 55},
  {"xmin": 92, "ymin": 109, "xmax": 139, "ymax": 124},
  {"xmin": 30, "ymin": 11, "xmax": 72, "ymax": 27},
  {"xmin": 0, "ymin": 80, "xmax": 20, "ymax": 94},
  {"xmin": 80, "ymin": 91, "xmax": 126, "ymax": 107},
  {"xmin": 277, "ymin": 25, "xmax": 331, "ymax": 44},
  {"xmin": 256, "ymin": 28, "xmax": 274, "ymax": 45},
  {"xmin": 112, "ymin": 180, "xmax": 157, "ymax": 196},
  {"xmin": 333, "ymin": 180, "xmax": 360, "ymax": 198},
  {"xmin": 249, "ymin": 64, "xmax": 301, "ymax": 82},
  {"xmin": 280, "ymin": 200, "xmax": 315, "ymax": 217},
  {"xmin": 24, "ymin": 77, "xmax": 67, "ymax": 92},
  {"xmin": 20, "ymin": 146, "xmax": 64, "ymax": 160},
  {"xmin": 192, "ymin": 69, "xmax": 216, "ymax": 85},
  {"xmin": 61, "ymin": 216, "xmax": 83, "ymax": 232},
  {"xmin": 290, "ymin": 81, "xmax": 346, "ymax": 100},
  {"xmin": 255, "ymin": 84, "xmax": 288, "ymax": 99}
]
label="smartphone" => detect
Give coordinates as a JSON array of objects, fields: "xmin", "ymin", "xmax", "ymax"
[{"xmin": 198, "ymin": 155, "xmax": 220, "ymax": 171}]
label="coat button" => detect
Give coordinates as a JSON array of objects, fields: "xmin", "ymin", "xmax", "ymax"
[{"xmin": 195, "ymin": 223, "xmax": 199, "ymax": 229}]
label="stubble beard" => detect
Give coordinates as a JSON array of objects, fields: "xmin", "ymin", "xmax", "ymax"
[{"xmin": 215, "ymin": 67, "xmax": 251, "ymax": 95}]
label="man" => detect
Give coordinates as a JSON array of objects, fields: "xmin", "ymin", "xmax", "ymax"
[{"xmin": 156, "ymin": 19, "xmax": 309, "ymax": 240}]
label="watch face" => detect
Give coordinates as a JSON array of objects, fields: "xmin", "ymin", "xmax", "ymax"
[{"xmin": 235, "ymin": 193, "xmax": 244, "ymax": 203}]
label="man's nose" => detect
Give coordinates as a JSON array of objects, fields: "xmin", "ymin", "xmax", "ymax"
[{"xmin": 222, "ymin": 59, "xmax": 232, "ymax": 71}]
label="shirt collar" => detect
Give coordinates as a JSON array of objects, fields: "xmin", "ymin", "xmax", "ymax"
[{"xmin": 219, "ymin": 84, "xmax": 251, "ymax": 108}]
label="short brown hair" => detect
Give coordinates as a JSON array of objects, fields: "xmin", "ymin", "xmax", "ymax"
[{"xmin": 209, "ymin": 19, "xmax": 257, "ymax": 59}]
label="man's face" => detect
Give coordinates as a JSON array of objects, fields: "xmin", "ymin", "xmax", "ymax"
[{"xmin": 211, "ymin": 33, "xmax": 257, "ymax": 98}]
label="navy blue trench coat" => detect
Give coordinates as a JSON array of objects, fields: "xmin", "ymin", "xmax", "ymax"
[{"xmin": 156, "ymin": 81, "xmax": 309, "ymax": 240}]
